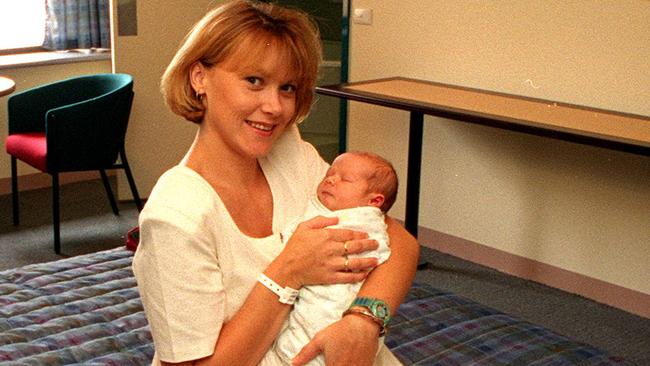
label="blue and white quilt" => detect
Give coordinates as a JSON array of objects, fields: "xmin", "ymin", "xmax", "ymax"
[{"xmin": 0, "ymin": 248, "xmax": 634, "ymax": 365}]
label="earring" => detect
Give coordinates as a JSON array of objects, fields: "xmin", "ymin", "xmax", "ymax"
[{"xmin": 196, "ymin": 91, "xmax": 203, "ymax": 101}]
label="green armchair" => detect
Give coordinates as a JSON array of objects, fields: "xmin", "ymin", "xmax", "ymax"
[{"xmin": 6, "ymin": 73, "xmax": 143, "ymax": 254}]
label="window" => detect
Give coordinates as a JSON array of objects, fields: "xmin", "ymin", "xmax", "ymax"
[
  {"xmin": 0, "ymin": 0, "xmax": 111, "ymax": 55},
  {"xmin": 0, "ymin": 0, "xmax": 46, "ymax": 52}
]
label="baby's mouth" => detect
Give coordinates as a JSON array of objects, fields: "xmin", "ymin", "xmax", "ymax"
[{"xmin": 319, "ymin": 189, "xmax": 333, "ymax": 198}]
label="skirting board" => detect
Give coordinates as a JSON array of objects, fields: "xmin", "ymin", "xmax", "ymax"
[
  {"xmin": 418, "ymin": 226, "xmax": 650, "ymax": 319},
  {"xmin": 0, "ymin": 171, "xmax": 112, "ymax": 196}
]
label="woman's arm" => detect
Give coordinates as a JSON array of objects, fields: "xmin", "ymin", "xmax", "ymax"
[
  {"xmin": 160, "ymin": 216, "xmax": 380, "ymax": 366},
  {"xmin": 292, "ymin": 217, "xmax": 419, "ymax": 366},
  {"xmin": 357, "ymin": 216, "xmax": 420, "ymax": 311},
  {"xmin": 161, "ymin": 280, "xmax": 292, "ymax": 366}
]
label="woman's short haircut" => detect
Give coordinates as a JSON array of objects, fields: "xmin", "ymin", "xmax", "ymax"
[{"xmin": 161, "ymin": 0, "xmax": 322, "ymax": 124}]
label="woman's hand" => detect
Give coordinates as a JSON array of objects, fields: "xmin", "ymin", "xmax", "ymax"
[
  {"xmin": 291, "ymin": 313, "xmax": 380, "ymax": 366},
  {"xmin": 275, "ymin": 216, "xmax": 380, "ymax": 288}
]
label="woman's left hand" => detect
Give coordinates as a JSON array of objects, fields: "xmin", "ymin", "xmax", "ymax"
[{"xmin": 291, "ymin": 314, "xmax": 380, "ymax": 366}]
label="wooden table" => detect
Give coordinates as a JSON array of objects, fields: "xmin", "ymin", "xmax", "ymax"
[
  {"xmin": 316, "ymin": 77, "xmax": 650, "ymax": 238},
  {"xmin": 0, "ymin": 75, "xmax": 16, "ymax": 97}
]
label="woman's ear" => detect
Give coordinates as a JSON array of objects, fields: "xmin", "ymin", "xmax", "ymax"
[
  {"xmin": 190, "ymin": 61, "xmax": 206, "ymax": 95},
  {"xmin": 368, "ymin": 193, "xmax": 385, "ymax": 209}
]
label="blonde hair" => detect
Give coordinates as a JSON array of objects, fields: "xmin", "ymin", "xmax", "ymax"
[
  {"xmin": 161, "ymin": 0, "xmax": 322, "ymax": 124},
  {"xmin": 348, "ymin": 151, "xmax": 399, "ymax": 213}
]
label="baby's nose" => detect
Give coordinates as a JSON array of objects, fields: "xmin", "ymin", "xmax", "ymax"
[{"xmin": 325, "ymin": 176, "xmax": 337, "ymax": 184}]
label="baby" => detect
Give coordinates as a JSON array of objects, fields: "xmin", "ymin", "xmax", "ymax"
[{"xmin": 270, "ymin": 151, "xmax": 399, "ymax": 366}]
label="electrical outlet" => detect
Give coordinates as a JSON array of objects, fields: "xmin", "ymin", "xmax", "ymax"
[{"xmin": 352, "ymin": 8, "xmax": 372, "ymax": 25}]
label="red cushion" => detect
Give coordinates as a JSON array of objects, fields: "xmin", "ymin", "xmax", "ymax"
[{"xmin": 6, "ymin": 133, "xmax": 48, "ymax": 172}]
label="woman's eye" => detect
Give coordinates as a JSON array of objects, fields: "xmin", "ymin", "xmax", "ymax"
[{"xmin": 281, "ymin": 84, "xmax": 297, "ymax": 93}]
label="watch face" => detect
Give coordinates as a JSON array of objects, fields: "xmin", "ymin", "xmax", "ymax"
[
  {"xmin": 374, "ymin": 303, "xmax": 388, "ymax": 319},
  {"xmin": 352, "ymin": 297, "xmax": 391, "ymax": 325}
]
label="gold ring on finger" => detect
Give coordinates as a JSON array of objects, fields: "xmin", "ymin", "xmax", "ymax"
[
  {"xmin": 344, "ymin": 257, "xmax": 350, "ymax": 272},
  {"xmin": 343, "ymin": 241, "xmax": 349, "ymax": 255}
]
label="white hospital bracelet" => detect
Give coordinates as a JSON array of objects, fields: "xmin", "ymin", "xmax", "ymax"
[{"xmin": 258, "ymin": 273, "xmax": 299, "ymax": 305}]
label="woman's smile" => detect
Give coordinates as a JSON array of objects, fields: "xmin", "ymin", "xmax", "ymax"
[
  {"xmin": 246, "ymin": 120, "xmax": 277, "ymax": 136},
  {"xmin": 247, "ymin": 121, "xmax": 274, "ymax": 132}
]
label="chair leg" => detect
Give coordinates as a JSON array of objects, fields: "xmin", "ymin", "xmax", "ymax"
[
  {"xmin": 52, "ymin": 173, "xmax": 61, "ymax": 255},
  {"xmin": 120, "ymin": 149, "xmax": 143, "ymax": 211},
  {"xmin": 100, "ymin": 169, "xmax": 120, "ymax": 215},
  {"xmin": 11, "ymin": 156, "xmax": 19, "ymax": 226}
]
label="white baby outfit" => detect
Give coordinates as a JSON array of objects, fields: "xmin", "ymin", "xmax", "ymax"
[{"xmin": 270, "ymin": 196, "xmax": 391, "ymax": 365}]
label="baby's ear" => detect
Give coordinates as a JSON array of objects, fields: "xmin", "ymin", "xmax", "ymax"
[{"xmin": 369, "ymin": 193, "xmax": 385, "ymax": 209}]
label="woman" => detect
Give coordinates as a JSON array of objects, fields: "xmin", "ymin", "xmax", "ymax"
[{"xmin": 132, "ymin": 1, "xmax": 419, "ymax": 365}]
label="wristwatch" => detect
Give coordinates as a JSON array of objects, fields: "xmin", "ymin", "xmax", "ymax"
[{"xmin": 343, "ymin": 297, "xmax": 391, "ymax": 336}]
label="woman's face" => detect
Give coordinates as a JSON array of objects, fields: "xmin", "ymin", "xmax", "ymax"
[{"xmin": 191, "ymin": 46, "xmax": 298, "ymax": 159}]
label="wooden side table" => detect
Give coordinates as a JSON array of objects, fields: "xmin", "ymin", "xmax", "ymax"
[{"xmin": 0, "ymin": 76, "xmax": 16, "ymax": 97}]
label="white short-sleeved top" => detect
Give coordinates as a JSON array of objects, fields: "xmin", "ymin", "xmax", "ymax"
[{"xmin": 132, "ymin": 126, "xmax": 328, "ymax": 363}]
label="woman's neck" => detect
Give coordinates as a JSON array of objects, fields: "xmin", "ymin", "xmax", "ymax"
[
  {"xmin": 181, "ymin": 129, "xmax": 263, "ymax": 189},
  {"xmin": 181, "ymin": 129, "xmax": 274, "ymax": 237}
]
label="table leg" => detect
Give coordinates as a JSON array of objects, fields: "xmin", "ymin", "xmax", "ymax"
[
  {"xmin": 405, "ymin": 111, "xmax": 423, "ymax": 237},
  {"xmin": 406, "ymin": 112, "xmax": 430, "ymax": 269}
]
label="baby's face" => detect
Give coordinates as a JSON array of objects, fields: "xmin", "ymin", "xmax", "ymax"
[{"xmin": 317, "ymin": 154, "xmax": 375, "ymax": 211}]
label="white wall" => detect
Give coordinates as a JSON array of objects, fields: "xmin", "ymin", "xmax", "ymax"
[
  {"xmin": 112, "ymin": 0, "xmax": 221, "ymax": 199},
  {"xmin": 347, "ymin": 0, "xmax": 650, "ymax": 294},
  {"xmin": 3, "ymin": 0, "xmax": 646, "ymax": 298}
]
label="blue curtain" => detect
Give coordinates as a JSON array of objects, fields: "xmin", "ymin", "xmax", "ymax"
[{"xmin": 43, "ymin": 0, "xmax": 111, "ymax": 50}]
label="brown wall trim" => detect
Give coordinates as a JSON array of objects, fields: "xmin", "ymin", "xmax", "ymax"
[
  {"xmin": 418, "ymin": 227, "xmax": 650, "ymax": 319},
  {"xmin": 0, "ymin": 171, "xmax": 111, "ymax": 196}
]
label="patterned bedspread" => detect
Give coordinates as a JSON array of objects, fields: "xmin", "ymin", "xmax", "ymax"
[
  {"xmin": 388, "ymin": 284, "xmax": 633, "ymax": 365},
  {"xmin": 0, "ymin": 248, "xmax": 634, "ymax": 365},
  {"xmin": 0, "ymin": 249, "xmax": 150, "ymax": 365}
]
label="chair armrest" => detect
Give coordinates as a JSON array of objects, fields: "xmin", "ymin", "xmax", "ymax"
[
  {"xmin": 8, "ymin": 79, "xmax": 89, "ymax": 134},
  {"xmin": 7, "ymin": 77, "xmax": 118, "ymax": 135},
  {"xmin": 45, "ymin": 88, "xmax": 133, "ymax": 172},
  {"xmin": 7, "ymin": 87, "xmax": 53, "ymax": 134}
]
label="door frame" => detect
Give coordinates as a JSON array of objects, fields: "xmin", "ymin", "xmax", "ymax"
[{"xmin": 338, "ymin": 0, "xmax": 350, "ymax": 153}]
